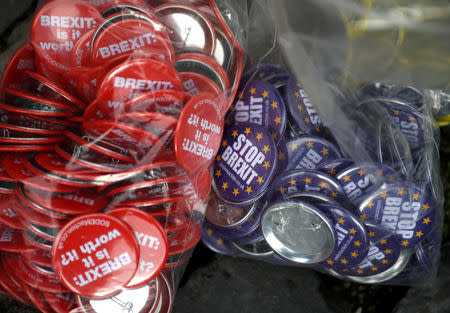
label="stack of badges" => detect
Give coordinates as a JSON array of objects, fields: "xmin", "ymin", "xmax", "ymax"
[
  {"xmin": 0, "ymin": 0, "xmax": 246, "ymax": 311},
  {"xmin": 202, "ymin": 63, "xmax": 441, "ymax": 285}
]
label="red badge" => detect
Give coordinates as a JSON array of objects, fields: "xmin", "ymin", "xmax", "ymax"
[
  {"xmin": 24, "ymin": 186, "xmax": 109, "ymax": 216},
  {"xmin": 4, "ymin": 153, "xmax": 80, "ymax": 193},
  {"xmin": 52, "ymin": 213, "xmax": 139, "ymax": 298},
  {"xmin": 30, "ymin": 1, "xmax": 104, "ymax": 75},
  {"xmin": 0, "ymin": 226, "xmax": 39, "ymax": 253},
  {"xmin": 70, "ymin": 29, "xmax": 95, "ymax": 68},
  {"xmin": 0, "ymin": 260, "xmax": 31, "ymax": 305},
  {"xmin": 179, "ymin": 71, "xmax": 223, "ymax": 98},
  {"xmin": 0, "ymin": 43, "xmax": 35, "ymax": 99},
  {"xmin": 22, "ymin": 250, "xmax": 53, "ymax": 268},
  {"xmin": 107, "ymin": 207, "xmax": 168, "ymax": 288},
  {"xmin": 3, "ymin": 253, "xmax": 68, "ymax": 294},
  {"xmin": 174, "ymin": 92, "xmax": 223, "ymax": 174},
  {"xmin": 94, "ymin": 58, "xmax": 182, "ymax": 119},
  {"xmin": 91, "ymin": 16, "xmax": 174, "ymax": 66},
  {"xmin": 0, "ymin": 112, "xmax": 74, "ymax": 136},
  {"xmin": 0, "ymin": 195, "xmax": 26, "ymax": 230}
]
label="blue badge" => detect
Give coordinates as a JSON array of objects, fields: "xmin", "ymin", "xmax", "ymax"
[
  {"xmin": 213, "ymin": 123, "xmax": 277, "ymax": 206},
  {"xmin": 358, "ymin": 183, "xmax": 436, "ymax": 248},
  {"xmin": 229, "ymin": 79, "xmax": 287, "ymax": 143},
  {"xmin": 283, "ymin": 135, "xmax": 341, "ymax": 171}
]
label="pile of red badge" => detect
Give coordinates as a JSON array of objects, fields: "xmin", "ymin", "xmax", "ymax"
[{"xmin": 0, "ymin": 0, "xmax": 245, "ymax": 311}]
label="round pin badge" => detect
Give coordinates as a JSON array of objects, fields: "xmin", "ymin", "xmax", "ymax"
[
  {"xmin": 3, "ymin": 253, "xmax": 67, "ymax": 293},
  {"xmin": 231, "ymin": 239, "xmax": 274, "ymax": 258},
  {"xmin": 70, "ymin": 28, "xmax": 95, "ymax": 68},
  {"xmin": 91, "ymin": 15, "xmax": 174, "ymax": 66},
  {"xmin": 285, "ymin": 76, "xmax": 329, "ymax": 137},
  {"xmin": 229, "ymin": 79, "xmax": 287, "ymax": 144},
  {"xmin": 25, "ymin": 70, "xmax": 86, "ymax": 110},
  {"xmin": 0, "ymin": 195, "xmax": 25, "ymax": 230},
  {"xmin": 179, "ymin": 72, "xmax": 223, "ymax": 100},
  {"xmin": 283, "ymin": 135, "xmax": 341, "ymax": 171},
  {"xmin": 317, "ymin": 158, "xmax": 355, "ymax": 178},
  {"xmin": 175, "ymin": 52, "xmax": 230, "ymax": 93},
  {"xmin": 52, "ymin": 213, "xmax": 140, "ymax": 299},
  {"xmin": 261, "ymin": 200, "xmax": 335, "ymax": 264},
  {"xmin": 317, "ymin": 203, "xmax": 370, "ymax": 269},
  {"xmin": 25, "ymin": 186, "xmax": 109, "ymax": 216},
  {"xmin": 201, "ymin": 221, "xmax": 242, "ymax": 256},
  {"xmin": 0, "ymin": 112, "xmax": 73, "ymax": 136},
  {"xmin": 380, "ymin": 98, "xmax": 425, "ymax": 151},
  {"xmin": 328, "ymin": 223, "xmax": 410, "ymax": 284},
  {"xmin": 107, "ymin": 207, "xmax": 169, "ymax": 288},
  {"xmin": 22, "ymin": 250, "xmax": 53, "ymax": 268},
  {"xmin": 167, "ymin": 219, "xmax": 201, "ymax": 256},
  {"xmin": 241, "ymin": 63, "xmax": 288, "ymax": 85},
  {"xmin": 212, "ymin": 122, "xmax": 277, "ymax": 206},
  {"xmin": 155, "ymin": 3, "xmax": 216, "ymax": 55},
  {"xmin": 174, "ymin": 92, "xmax": 223, "ymax": 174},
  {"xmin": 268, "ymin": 169, "xmax": 347, "ymax": 203},
  {"xmin": 358, "ymin": 183, "xmax": 436, "ymax": 248},
  {"xmin": 93, "ymin": 58, "xmax": 183, "ymax": 119},
  {"xmin": 0, "ymin": 43, "xmax": 35, "ymax": 99},
  {"xmin": 0, "ymin": 225, "xmax": 39, "ymax": 253},
  {"xmin": 0, "ymin": 260, "xmax": 31, "ymax": 305},
  {"xmin": 30, "ymin": 1, "xmax": 104, "ymax": 75},
  {"xmin": 336, "ymin": 162, "xmax": 400, "ymax": 206},
  {"xmin": 387, "ymin": 86, "xmax": 424, "ymax": 111}
]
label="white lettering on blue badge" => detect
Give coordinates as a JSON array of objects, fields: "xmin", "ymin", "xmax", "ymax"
[
  {"xmin": 221, "ymin": 134, "xmax": 265, "ymax": 185},
  {"xmin": 234, "ymin": 96, "xmax": 263, "ymax": 125},
  {"xmin": 357, "ymin": 245, "xmax": 386, "ymax": 270},
  {"xmin": 297, "ymin": 149, "xmax": 323, "ymax": 169},
  {"xmin": 300, "ymin": 89, "xmax": 321, "ymax": 125},
  {"xmin": 382, "ymin": 197, "xmax": 420, "ymax": 239},
  {"xmin": 343, "ymin": 176, "xmax": 371, "ymax": 201}
]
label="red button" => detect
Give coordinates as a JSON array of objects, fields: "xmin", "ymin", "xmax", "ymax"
[
  {"xmin": 22, "ymin": 250, "xmax": 53, "ymax": 268},
  {"xmin": 0, "ymin": 226, "xmax": 39, "ymax": 253},
  {"xmin": 0, "ymin": 112, "xmax": 74, "ymax": 136},
  {"xmin": 180, "ymin": 71, "xmax": 223, "ymax": 98},
  {"xmin": 0, "ymin": 195, "xmax": 26, "ymax": 230},
  {"xmin": 0, "ymin": 259, "xmax": 32, "ymax": 305},
  {"xmin": 52, "ymin": 213, "xmax": 139, "ymax": 299},
  {"xmin": 30, "ymin": 1, "xmax": 104, "ymax": 75},
  {"xmin": 0, "ymin": 43, "xmax": 35, "ymax": 99},
  {"xmin": 25, "ymin": 186, "xmax": 109, "ymax": 216},
  {"xmin": 94, "ymin": 58, "xmax": 183, "ymax": 120},
  {"xmin": 70, "ymin": 29, "xmax": 95, "ymax": 68},
  {"xmin": 107, "ymin": 207, "xmax": 168, "ymax": 288},
  {"xmin": 174, "ymin": 92, "xmax": 223, "ymax": 174},
  {"xmin": 26, "ymin": 70, "xmax": 86, "ymax": 110},
  {"xmin": 3, "ymin": 253, "xmax": 68, "ymax": 294},
  {"xmin": 91, "ymin": 16, "xmax": 174, "ymax": 66}
]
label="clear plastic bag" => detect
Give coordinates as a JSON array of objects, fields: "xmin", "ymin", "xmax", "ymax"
[
  {"xmin": 202, "ymin": 0, "xmax": 444, "ymax": 286},
  {"xmin": 0, "ymin": 0, "xmax": 247, "ymax": 311}
]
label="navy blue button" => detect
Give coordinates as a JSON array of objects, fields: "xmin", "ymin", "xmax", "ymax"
[
  {"xmin": 229, "ymin": 79, "xmax": 287, "ymax": 144},
  {"xmin": 336, "ymin": 162, "xmax": 400, "ymax": 206},
  {"xmin": 283, "ymin": 135, "xmax": 341, "ymax": 171},
  {"xmin": 285, "ymin": 76, "xmax": 328, "ymax": 137},
  {"xmin": 241, "ymin": 63, "xmax": 288, "ymax": 85},
  {"xmin": 317, "ymin": 158, "xmax": 354, "ymax": 178},
  {"xmin": 358, "ymin": 183, "xmax": 436, "ymax": 248},
  {"xmin": 212, "ymin": 123, "xmax": 277, "ymax": 206},
  {"xmin": 268, "ymin": 169, "xmax": 347, "ymax": 204},
  {"xmin": 318, "ymin": 203, "xmax": 370, "ymax": 269}
]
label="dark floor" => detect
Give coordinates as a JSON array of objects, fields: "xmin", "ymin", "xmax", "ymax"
[{"xmin": 0, "ymin": 1, "xmax": 449, "ymax": 313}]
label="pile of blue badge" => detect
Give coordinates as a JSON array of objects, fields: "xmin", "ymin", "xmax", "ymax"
[{"xmin": 201, "ymin": 63, "xmax": 442, "ymax": 284}]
